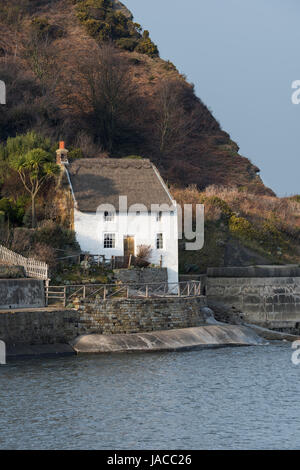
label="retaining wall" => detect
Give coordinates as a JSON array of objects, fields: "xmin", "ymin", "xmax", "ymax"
[
  {"xmin": 0, "ymin": 296, "xmax": 206, "ymax": 345},
  {"xmin": 113, "ymin": 268, "xmax": 168, "ymax": 285},
  {"xmin": 207, "ymin": 266, "xmax": 300, "ymax": 329},
  {"xmin": 0, "ymin": 279, "xmax": 45, "ymax": 309},
  {"xmin": 74, "ymin": 297, "xmax": 207, "ymax": 335}
]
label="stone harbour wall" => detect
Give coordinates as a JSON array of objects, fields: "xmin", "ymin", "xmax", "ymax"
[
  {"xmin": 0, "ymin": 309, "xmax": 78, "ymax": 345},
  {"xmin": 113, "ymin": 268, "xmax": 168, "ymax": 285},
  {"xmin": 75, "ymin": 297, "xmax": 207, "ymax": 335},
  {"xmin": 207, "ymin": 266, "xmax": 300, "ymax": 329},
  {"xmin": 0, "ymin": 296, "xmax": 207, "ymax": 345}
]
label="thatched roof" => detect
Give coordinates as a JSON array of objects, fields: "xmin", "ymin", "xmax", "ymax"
[{"xmin": 67, "ymin": 158, "xmax": 174, "ymax": 212}]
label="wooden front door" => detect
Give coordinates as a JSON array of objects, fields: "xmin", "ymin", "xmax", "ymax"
[{"xmin": 124, "ymin": 236, "xmax": 135, "ymax": 257}]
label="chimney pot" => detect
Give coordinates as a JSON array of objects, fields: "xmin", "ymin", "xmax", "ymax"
[{"xmin": 56, "ymin": 141, "xmax": 69, "ymax": 166}]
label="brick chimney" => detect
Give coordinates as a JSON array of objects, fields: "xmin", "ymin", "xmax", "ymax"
[{"xmin": 56, "ymin": 141, "xmax": 69, "ymax": 165}]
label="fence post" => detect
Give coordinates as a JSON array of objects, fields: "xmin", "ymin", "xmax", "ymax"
[
  {"xmin": 103, "ymin": 286, "xmax": 107, "ymax": 300},
  {"xmin": 178, "ymin": 284, "xmax": 181, "ymax": 297},
  {"xmin": 83, "ymin": 285, "xmax": 86, "ymax": 300},
  {"xmin": 128, "ymin": 254, "xmax": 132, "ymax": 268},
  {"xmin": 146, "ymin": 285, "xmax": 149, "ymax": 298},
  {"xmin": 126, "ymin": 286, "xmax": 129, "ymax": 299},
  {"xmin": 64, "ymin": 286, "xmax": 67, "ymax": 307},
  {"xmin": 45, "ymin": 279, "xmax": 49, "ymax": 307},
  {"xmin": 187, "ymin": 283, "xmax": 190, "ymax": 297}
]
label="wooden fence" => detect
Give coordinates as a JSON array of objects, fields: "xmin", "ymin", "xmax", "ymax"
[
  {"xmin": 0, "ymin": 245, "xmax": 48, "ymax": 280},
  {"xmin": 46, "ymin": 281, "xmax": 203, "ymax": 307}
]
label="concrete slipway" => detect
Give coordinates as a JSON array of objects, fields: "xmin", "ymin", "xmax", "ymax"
[{"xmin": 71, "ymin": 324, "xmax": 267, "ymax": 354}]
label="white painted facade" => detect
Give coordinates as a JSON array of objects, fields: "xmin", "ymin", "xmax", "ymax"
[
  {"xmin": 74, "ymin": 207, "xmax": 179, "ymax": 284},
  {"xmin": 61, "ymin": 157, "xmax": 180, "ymax": 285}
]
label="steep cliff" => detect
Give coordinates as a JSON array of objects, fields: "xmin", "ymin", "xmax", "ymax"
[{"xmin": 0, "ymin": 0, "xmax": 274, "ymax": 195}]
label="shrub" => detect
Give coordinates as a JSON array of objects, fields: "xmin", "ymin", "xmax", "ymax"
[
  {"xmin": 35, "ymin": 220, "xmax": 78, "ymax": 250},
  {"xmin": 74, "ymin": 0, "xmax": 159, "ymax": 57},
  {"xmin": 11, "ymin": 227, "xmax": 35, "ymax": 255},
  {"xmin": 29, "ymin": 242, "xmax": 57, "ymax": 269},
  {"xmin": 205, "ymin": 196, "xmax": 233, "ymax": 220},
  {"xmin": 0, "ymin": 197, "xmax": 27, "ymax": 225},
  {"xmin": 136, "ymin": 245, "xmax": 152, "ymax": 267},
  {"xmin": 30, "ymin": 17, "xmax": 65, "ymax": 41},
  {"xmin": 135, "ymin": 31, "xmax": 159, "ymax": 58},
  {"xmin": 68, "ymin": 147, "xmax": 84, "ymax": 160},
  {"xmin": 229, "ymin": 215, "xmax": 255, "ymax": 241},
  {"xmin": 116, "ymin": 37, "xmax": 138, "ymax": 51}
]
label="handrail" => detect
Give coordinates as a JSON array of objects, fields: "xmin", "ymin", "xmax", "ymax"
[
  {"xmin": 0, "ymin": 244, "xmax": 48, "ymax": 280},
  {"xmin": 45, "ymin": 281, "xmax": 203, "ymax": 306}
]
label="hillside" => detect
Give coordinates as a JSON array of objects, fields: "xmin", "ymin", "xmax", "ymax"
[
  {"xmin": 0, "ymin": 0, "xmax": 273, "ymax": 194},
  {"xmin": 1, "ymin": 0, "xmax": 300, "ymax": 274}
]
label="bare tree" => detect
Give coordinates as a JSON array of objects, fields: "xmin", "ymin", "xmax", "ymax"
[
  {"xmin": 71, "ymin": 44, "xmax": 140, "ymax": 153},
  {"xmin": 153, "ymin": 80, "xmax": 199, "ymax": 163}
]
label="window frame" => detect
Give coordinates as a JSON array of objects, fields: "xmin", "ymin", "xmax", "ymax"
[
  {"xmin": 156, "ymin": 233, "xmax": 164, "ymax": 250},
  {"xmin": 156, "ymin": 211, "xmax": 163, "ymax": 222},
  {"xmin": 104, "ymin": 211, "xmax": 115, "ymax": 222},
  {"xmin": 103, "ymin": 232, "xmax": 116, "ymax": 249}
]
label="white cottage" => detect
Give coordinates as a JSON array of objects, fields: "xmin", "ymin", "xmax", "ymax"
[{"xmin": 57, "ymin": 144, "xmax": 179, "ymax": 284}]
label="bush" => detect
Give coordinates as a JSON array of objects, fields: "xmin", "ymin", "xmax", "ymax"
[
  {"xmin": 135, "ymin": 31, "xmax": 159, "ymax": 57},
  {"xmin": 136, "ymin": 245, "xmax": 152, "ymax": 267},
  {"xmin": 229, "ymin": 215, "xmax": 254, "ymax": 241},
  {"xmin": 30, "ymin": 17, "xmax": 65, "ymax": 41},
  {"xmin": 35, "ymin": 220, "xmax": 78, "ymax": 250},
  {"xmin": 11, "ymin": 227, "xmax": 35, "ymax": 255},
  {"xmin": 29, "ymin": 242, "xmax": 57, "ymax": 269},
  {"xmin": 116, "ymin": 37, "xmax": 139, "ymax": 52},
  {"xmin": 0, "ymin": 197, "xmax": 27, "ymax": 225},
  {"xmin": 75, "ymin": 0, "xmax": 159, "ymax": 57},
  {"xmin": 204, "ymin": 196, "xmax": 233, "ymax": 220},
  {"xmin": 68, "ymin": 147, "xmax": 84, "ymax": 160}
]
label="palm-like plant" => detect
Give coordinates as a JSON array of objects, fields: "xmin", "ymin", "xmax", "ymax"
[{"xmin": 9, "ymin": 148, "xmax": 59, "ymax": 228}]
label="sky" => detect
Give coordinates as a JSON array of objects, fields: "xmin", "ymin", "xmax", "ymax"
[{"xmin": 125, "ymin": 0, "xmax": 300, "ymax": 196}]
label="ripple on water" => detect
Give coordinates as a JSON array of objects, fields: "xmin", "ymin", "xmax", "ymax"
[{"xmin": 0, "ymin": 343, "xmax": 299, "ymax": 449}]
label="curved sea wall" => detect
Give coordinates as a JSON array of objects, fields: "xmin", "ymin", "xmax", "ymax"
[
  {"xmin": 207, "ymin": 266, "xmax": 300, "ymax": 329},
  {"xmin": 72, "ymin": 325, "xmax": 267, "ymax": 354},
  {"xmin": 0, "ymin": 297, "xmax": 207, "ymax": 346}
]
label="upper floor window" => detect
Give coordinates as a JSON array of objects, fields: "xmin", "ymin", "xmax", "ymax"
[
  {"xmin": 104, "ymin": 233, "xmax": 116, "ymax": 249},
  {"xmin": 156, "ymin": 211, "xmax": 163, "ymax": 222},
  {"xmin": 156, "ymin": 233, "xmax": 163, "ymax": 250},
  {"xmin": 104, "ymin": 211, "xmax": 115, "ymax": 222}
]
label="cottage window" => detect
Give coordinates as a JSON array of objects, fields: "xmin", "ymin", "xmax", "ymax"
[
  {"xmin": 104, "ymin": 233, "xmax": 116, "ymax": 249},
  {"xmin": 104, "ymin": 211, "xmax": 115, "ymax": 222},
  {"xmin": 156, "ymin": 211, "xmax": 163, "ymax": 222},
  {"xmin": 156, "ymin": 233, "xmax": 163, "ymax": 250}
]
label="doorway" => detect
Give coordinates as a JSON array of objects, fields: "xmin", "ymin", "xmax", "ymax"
[{"xmin": 124, "ymin": 236, "xmax": 135, "ymax": 257}]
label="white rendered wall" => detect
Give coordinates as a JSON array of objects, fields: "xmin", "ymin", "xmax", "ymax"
[{"xmin": 74, "ymin": 209, "xmax": 179, "ymax": 284}]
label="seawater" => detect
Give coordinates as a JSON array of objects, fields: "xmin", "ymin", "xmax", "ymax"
[{"xmin": 0, "ymin": 343, "xmax": 299, "ymax": 449}]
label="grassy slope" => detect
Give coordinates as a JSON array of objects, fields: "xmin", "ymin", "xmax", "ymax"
[{"xmin": 173, "ymin": 186, "xmax": 300, "ymax": 273}]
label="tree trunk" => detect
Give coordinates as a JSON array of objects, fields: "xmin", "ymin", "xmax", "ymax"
[{"xmin": 31, "ymin": 195, "xmax": 36, "ymax": 228}]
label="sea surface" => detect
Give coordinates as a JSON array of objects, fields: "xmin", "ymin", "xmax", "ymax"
[{"xmin": 0, "ymin": 342, "xmax": 299, "ymax": 450}]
